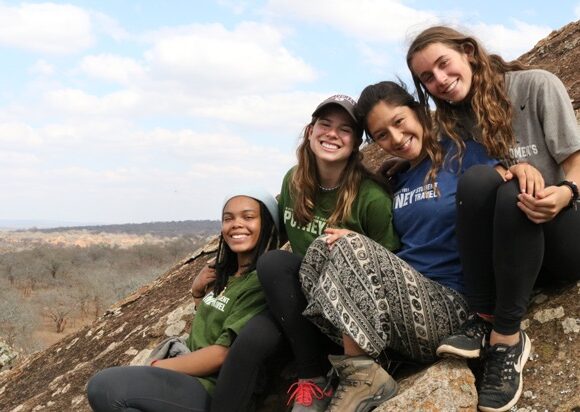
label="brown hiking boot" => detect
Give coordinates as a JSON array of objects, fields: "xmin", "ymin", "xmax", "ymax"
[{"xmin": 326, "ymin": 355, "xmax": 398, "ymax": 412}]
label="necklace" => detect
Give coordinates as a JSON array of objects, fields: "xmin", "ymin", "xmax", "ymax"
[{"xmin": 318, "ymin": 183, "xmax": 340, "ymax": 192}]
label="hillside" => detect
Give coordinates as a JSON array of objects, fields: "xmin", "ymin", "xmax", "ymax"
[
  {"xmin": 1, "ymin": 20, "xmax": 579, "ymax": 412},
  {"xmin": 33, "ymin": 220, "xmax": 221, "ymax": 238}
]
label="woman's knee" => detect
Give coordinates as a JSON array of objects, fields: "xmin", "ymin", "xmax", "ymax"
[
  {"xmin": 457, "ymin": 165, "xmax": 502, "ymax": 201},
  {"xmin": 87, "ymin": 367, "xmax": 125, "ymax": 411},
  {"xmin": 493, "ymin": 180, "xmax": 528, "ymax": 228},
  {"xmin": 257, "ymin": 250, "xmax": 301, "ymax": 285},
  {"xmin": 232, "ymin": 313, "xmax": 282, "ymax": 357}
]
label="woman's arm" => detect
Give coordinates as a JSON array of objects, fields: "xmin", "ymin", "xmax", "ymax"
[
  {"xmin": 152, "ymin": 344, "xmax": 229, "ymax": 376},
  {"xmin": 516, "ymin": 150, "xmax": 580, "ymax": 223},
  {"xmin": 191, "ymin": 259, "xmax": 216, "ymax": 301}
]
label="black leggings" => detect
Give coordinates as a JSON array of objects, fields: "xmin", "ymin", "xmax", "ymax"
[
  {"xmin": 211, "ymin": 251, "xmax": 343, "ymax": 411},
  {"xmin": 211, "ymin": 311, "xmax": 283, "ymax": 412},
  {"xmin": 257, "ymin": 250, "xmax": 331, "ymax": 378},
  {"xmin": 87, "ymin": 366, "xmax": 211, "ymax": 412},
  {"xmin": 456, "ymin": 165, "xmax": 580, "ymax": 334}
]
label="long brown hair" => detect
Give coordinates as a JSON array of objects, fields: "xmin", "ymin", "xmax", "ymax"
[
  {"xmin": 356, "ymin": 81, "xmax": 443, "ymax": 193},
  {"xmin": 406, "ymin": 25, "xmax": 527, "ymax": 160},
  {"xmin": 291, "ymin": 105, "xmax": 368, "ymax": 226}
]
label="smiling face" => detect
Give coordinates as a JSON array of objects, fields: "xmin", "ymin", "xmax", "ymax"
[
  {"xmin": 410, "ymin": 42, "xmax": 474, "ymax": 104},
  {"xmin": 221, "ymin": 195, "xmax": 261, "ymax": 267},
  {"xmin": 366, "ymin": 101, "xmax": 425, "ymax": 166},
  {"xmin": 308, "ymin": 106, "xmax": 357, "ymax": 168}
]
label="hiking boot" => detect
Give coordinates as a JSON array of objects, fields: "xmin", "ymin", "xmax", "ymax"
[
  {"xmin": 326, "ymin": 355, "xmax": 398, "ymax": 412},
  {"xmin": 287, "ymin": 376, "xmax": 333, "ymax": 412},
  {"xmin": 437, "ymin": 314, "xmax": 493, "ymax": 359},
  {"xmin": 477, "ymin": 330, "xmax": 532, "ymax": 412}
]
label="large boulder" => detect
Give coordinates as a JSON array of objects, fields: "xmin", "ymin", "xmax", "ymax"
[{"xmin": 377, "ymin": 359, "xmax": 477, "ymax": 411}]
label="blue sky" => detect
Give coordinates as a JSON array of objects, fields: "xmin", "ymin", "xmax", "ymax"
[{"xmin": 0, "ymin": 1, "xmax": 578, "ymax": 225}]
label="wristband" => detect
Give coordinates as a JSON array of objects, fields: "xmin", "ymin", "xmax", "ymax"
[{"xmin": 556, "ymin": 180, "xmax": 578, "ymax": 210}]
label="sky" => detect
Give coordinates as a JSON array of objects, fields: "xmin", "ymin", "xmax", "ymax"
[{"xmin": 0, "ymin": 1, "xmax": 578, "ymax": 226}]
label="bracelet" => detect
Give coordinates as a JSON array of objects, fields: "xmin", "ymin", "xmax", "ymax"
[
  {"xmin": 556, "ymin": 180, "xmax": 578, "ymax": 210},
  {"xmin": 192, "ymin": 292, "xmax": 205, "ymax": 299}
]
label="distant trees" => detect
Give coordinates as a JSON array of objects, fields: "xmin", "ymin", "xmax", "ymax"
[{"xmin": 0, "ymin": 236, "xmax": 201, "ymax": 352}]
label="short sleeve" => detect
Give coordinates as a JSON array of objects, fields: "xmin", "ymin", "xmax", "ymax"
[
  {"xmin": 362, "ymin": 185, "xmax": 400, "ymax": 251},
  {"xmin": 535, "ymin": 72, "xmax": 580, "ymax": 164},
  {"xmin": 213, "ymin": 285, "xmax": 266, "ymax": 348}
]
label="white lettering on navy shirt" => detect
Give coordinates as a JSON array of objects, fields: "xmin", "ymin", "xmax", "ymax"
[{"xmin": 394, "ymin": 183, "xmax": 438, "ymax": 209}]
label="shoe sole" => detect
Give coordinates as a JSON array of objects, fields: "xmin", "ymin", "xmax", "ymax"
[
  {"xmin": 354, "ymin": 380, "xmax": 399, "ymax": 412},
  {"xmin": 478, "ymin": 332, "xmax": 532, "ymax": 412},
  {"xmin": 436, "ymin": 344, "xmax": 480, "ymax": 359}
]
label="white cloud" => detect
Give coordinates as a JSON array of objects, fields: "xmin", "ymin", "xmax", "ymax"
[
  {"xmin": 0, "ymin": 151, "xmax": 39, "ymax": 165},
  {"xmin": 91, "ymin": 11, "xmax": 131, "ymax": 42},
  {"xmin": 0, "ymin": 122, "xmax": 43, "ymax": 147},
  {"xmin": 143, "ymin": 22, "xmax": 316, "ymax": 95},
  {"xmin": 265, "ymin": 1, "xmax": 550, "ymax": 65},
  {"xmin": 43, "ymin": 88, "xmax": 142, "ymax": 116},
  {"xmin": 186, "ymin": 91, "xmax": 328, "ymax": 129},
  {"xmin": 35, "ymin": 75, "xmax": 325, "ymax": 132},
  {"xmin": 79, "ymin": 54, "xmax": 146, "ymax": 84},
  {"xmin": 469, "ymin": 20, "xmax": 552, "ymax": 59},
  {"xmin": 357, "ymin": 42, "xmax": 391, "ymax": 70},
  {"xmin": 266, "ymin": 0, "xmax": 439, "ymax": 43},
  {"xmin": 575, "ymin": 3, "xmax": 580, "ymax": 18},
  {"xmin": 0, "ymin": 3, "xmax": 94, "ymax": 54},
  {"xmin": 0, "ymin": 122, "xmax": 294, "ymax": 222},
  {"xmin": 217, "ymin": 0, "xmax": 251, "ymax": 14},
  {"xmin": 28, "ymin": 59, "xmax": 55, "ymax": 76}
]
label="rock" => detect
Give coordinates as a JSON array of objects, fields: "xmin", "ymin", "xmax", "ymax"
[
  {"xmin": 521, "ymin": 319, "xmax": 531, "ymax": 330},
  {"xmin": 561, "ymin": 317, "xmax": 579, "ymax": 334},
  {"xmin": 533, "ymin": 293, "xmax": 548, "ymax": 304},
  {"xmin": 0, "ymin": 337, "xmax": 19, "ymax": 371},
  {"xmin": 533, "ymin": 306, "xmax": 565, "ymax": 323},
  {"xmin": 375, "ymin": 358, "xmax": 477, "ymax": 411}
]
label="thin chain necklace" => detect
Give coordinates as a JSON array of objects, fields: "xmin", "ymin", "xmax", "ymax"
[{"xmin": 318, "ymin": 183, "xmax": 340, "ymax": 191}]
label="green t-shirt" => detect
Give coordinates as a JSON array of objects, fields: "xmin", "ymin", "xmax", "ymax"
[
  {"xmin": 279, "ymin": 167, "xmax": 400, "ymax": 256},
  {"xmin": 187, "ymin": 270, "xmax": 266, "ymax": 395}
]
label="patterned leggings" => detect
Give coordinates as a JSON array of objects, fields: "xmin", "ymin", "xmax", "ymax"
[{"xmin": 300, "ymin": 233, "xmax": 468, "ymax": 363}]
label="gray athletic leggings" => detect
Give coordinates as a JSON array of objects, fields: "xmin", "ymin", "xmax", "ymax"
[{"xmin": 87, "ymin": 366, "xmax": 211, "ymax": 412}]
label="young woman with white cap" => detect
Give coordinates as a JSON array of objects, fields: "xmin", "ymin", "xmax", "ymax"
[{"xmin": 87, "ymin": 188, "xmax": 280, "ymax": 412}]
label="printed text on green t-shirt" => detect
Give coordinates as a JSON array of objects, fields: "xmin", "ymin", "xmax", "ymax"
[{"xmin": 283, "ymin": 206, "xmax": 327, "ymax": 236}]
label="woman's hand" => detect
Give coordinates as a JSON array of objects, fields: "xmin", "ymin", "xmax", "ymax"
[
  {"xmin": 504, "ymin": 163, "xmax": 545, "ymax": 196},
  {"xmin": 517, "ymin": 185, "xmax": 572, "ymax": 224},
  {"xmin": 191, "ymin": 257, "xmax": 216, "ymax": 298},
  {"xmin": 152, "ymin": 345, "xmax": 229, "ymax": 376},
  {"xmin": 378, "ymin": 157, "xmax": 410, "ymax": 182},
  {"xmin": 323, "ymin": 228, "xmax": 353, "ymax": 249}
]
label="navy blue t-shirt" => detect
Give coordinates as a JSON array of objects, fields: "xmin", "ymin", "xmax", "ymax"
[{"xmin": 393, "ymin": 139, "xmax": 498, "ymax": 292}]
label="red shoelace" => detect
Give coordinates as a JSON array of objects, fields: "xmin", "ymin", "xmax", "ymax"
[{"xmin": 286, "ymin": 380, "xmax": 332, "ymax": 406}]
